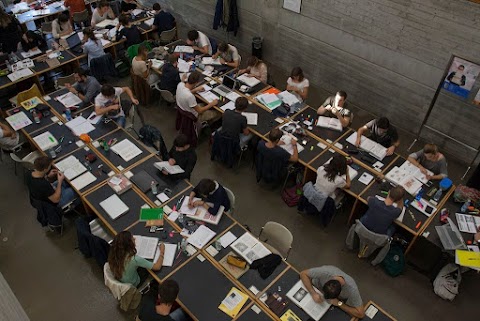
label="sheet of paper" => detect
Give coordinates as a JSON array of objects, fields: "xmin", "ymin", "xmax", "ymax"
[
  {"xmin": 33, "ymin": 131, "xmax": 58, "ymax": 151},
  {"xmin": 237, "ymin": 74, "xmax": 261, "ymax": 87},
  {"xmin": 132, "ymin": 9, "xmax": 143, "ymax": 16},
  {"xmin": 241, "ymin": 112, "xmax": 258, "ymax": 125},
  {"xmin": 277, "ymin": 90, "xmax": 300, "ymax": 106},
  {"xmin": 202, "ymin": 57, "xmax": 222, "ymax": 65},
  {"xmin": 205, "ymin": 245, "xmax": 219, "ymax": 257},
  {"xmin": 95, "ymin": 18, "xmax": 118, "ymax": 28},
  {"xmin": 145, "ymin": 17, "xmax": 154, "ymax": 26},
  {"xmin": 220, "ymin": 231, "xmax": 237, "ymax": 248},
  {"xmin": 167, "ymin": 211, "xmax": 179, "ymax": 222},
  {"xmin": 222, "ymin": 288, "xmax": 244, "ymax": 311},
  {"xmin": 156, "ymin": 192, "xmax": 170, "ymax": 203},
  {"xmin": 110, "ymin": 139, "xmax": 143, "ymax": 162},
  {"xmin": 153, "ymin": 243, "xmax": 176, "ymax": 266},
  {"xmin": 7, "ymin": 68, "xmax": 34, "ymax": 82},
  {"xmin": 71, "ymin": 171, "xmax": 96, "ymax": 190},
  {"xmin": 187, "ymin": 225, "xmax": 216, "ymax": 249},
  {"xmin": 226, "ymin": 91, "xmax": 241, "ymax": 102},
  {"xmin": 177, "ymin": 58, "xmax": 192, "ymax": 72},
  {"xmin": 6, "ymin": 112, "xmax": 32, "ymax": 131},
  {"xmin": 365, "ymin": 305, "xmax": 379, "ymax": 319},
  {"xmin": 198, "ymin": 91, "xmax": 219, "ymax": 103},
  {"xmin": 174, "ymin": 45, "xmax": 194, "ymax": 53},
  {"xmin": 178, "ymin": 196, "xmax": 199, "ymax": 215},
  {"xmin": 358, "ymin": 172, "xmax": 374, "ymax": 185},
  {"xmin": 87, "ymin": 111, "xmax": 103, "ymax": 125},
  {"xmin": 220, "ymin": 101, "xmax": 236, "ymax": 111},
  {"xmin": 57, "ymin": 92, "xmax": 82, "ymax": 108},
  {"xmin": 21, "ymin": 49, "xmax": 42, "ymax": 58}
]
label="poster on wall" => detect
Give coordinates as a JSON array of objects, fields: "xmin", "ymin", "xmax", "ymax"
[
  {"xmin": 283, "ymin": 0, "xmax": 302, "ymax": 13},
  {"xmin": 442, "ymin": 57, "xmax": 480, "ymax": 99},
  {"xmin": 474, "ymin": 89, "xmax": 480, "ymax": 106}
]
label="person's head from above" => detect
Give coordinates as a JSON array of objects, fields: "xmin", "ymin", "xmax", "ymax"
[
  {"xmin": 25, "ymin": 30, "xmax": 38, "ymax": 42},
  {"xmin": 33, "ymin": 156, "xmax": 53, "ymax": 174},
  {"xmin": 57, "ymin": 13, "xmax": 69, "ymax": 24},
  {"xmin": 167, "ymin": 54, "xmax": 178, "ymax": 67},
  {"xmin": 247, "ymin": 56, "xmax": 260, "ymax": 68},
  {"xmin": 196, "ymin": 178, "xmax": 216, "ymax": 198},
  {"xmin": 83, "ymin": 27, "xmax": 96, "ymax": 41},
  {"xmin": 217, "ymin": 42, "xmax": 229, "ymax": 54},
  {"xmin": 152, "ymin": 3, "xmax": 161, "ymax": 11},
  {"xmin": 235, "ymin": 97, "xmax": 248, "ymax": 112},
  {"xmin": 324, "ymin": 154, "xmax": 347, "ymax": 182},
  {"xmin": 388, "ymin": 186, "xmax": 405, "ymax": 203},
  {"xmin": 423, "ymin": 143, "xmax": 439, "ymax": 161},
  {"xmin": 186, "ymin": 30, "xmax": 199, "ymax": 44},
  {"xmin": 73, "ymin": 68, "xmax": 88, "ymax": 83},
  {"xmin": 290, "ymin": 66, "xmax": 304, "ymax": 82},
  {"xmin": 108, "ymin": 231, "xmax": 136, "ymax": 279},
  {"xmin": 335, "ymin": 90, "xmax": 347, "ymax": 107},
  {"xmin": 97, "ymin": 1, "xmax": 110, "ymax": 14},
  {"xmin": 173, "ymin": 134, "xmax": 190, "ymax": 151},
  {"xmin": 157, "ymin": 280, "xmax": 179, "ymax": 306},
  {"xmin": 376, "ymin": 117, "xmax": 390, "ymax": 134},
  {"xmin": 100, "ymin": 84, "xmax": 116, "ymax": 99},
  {"xmin": 268, "ymin": 128, "xmax": 283, "ymax": 145},
  {"xmin": 137, "ymin": 44, "xmax": 148, "ymax": 60},
  {"xmin": 322, "ymin": 280, "xmax": 342, "ymax": 300},
  {"xmin": 186, "ymin": 71, "xmax": 201, "ymax": 88},
  {"xmin": 119, "ymin": 14, "xmax": 131, "ymax": 27}
]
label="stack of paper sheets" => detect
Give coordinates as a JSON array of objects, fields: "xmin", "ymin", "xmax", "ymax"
[
  {"xmin": 6, "ymin": 112, "xmax": 32, "ymax": 131},
  {"xmin": 55, "ymin": 155, "xmax": 87, "ymax": 180},
  {"xmin": 257, "ymin": 93, "xmax": 282, "ymax": 110},
  {"xmin": 65, "ymin": 116, "xmax": 96, "ymax": 136},
  {"xmin": 174, "ymin": 46, "xmax": 194, "ymax": 54},
  {"xmin": 110, "ymin": 139, "xmax": 143, "ymax": 162},
  {"xmin": 237, "ymin": 74, "xmax": 261, "ymax": 87},
  {"xmin": 57, "ymin": 92, "xmax": 83, "ymax": 108},
  {"xmin": 277, "ymin": 90, "xmax": 300, "ymax": 106},
  {"xmin": 7, "ymin": 68, "xmax": 34, "ymax": 82},
  {"xmin": 346, "ymin": 132, "xmax": 387, "ymax": 160}
]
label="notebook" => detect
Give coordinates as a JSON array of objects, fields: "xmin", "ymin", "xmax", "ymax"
[
  {"xmin": 154, "ymin": 161, "xmax": 185, "ymax": 174},
  {"xmin": 110, "ymin": 139, "xmax": 143, "ymax": 162},
  {"xmin": 99, "ymin": 194, "xmax": 129, "ymax": 220},
  {"xmin": 33, "ymin": 131, "xmax": 58, "ymax": 151},
  {"xmin": 131, "ymin": 170, "xmax": 157, "ymax": 193},
  {"xmin": 107, "ymin": 174, "xmax": 132, "ymax": 195}
]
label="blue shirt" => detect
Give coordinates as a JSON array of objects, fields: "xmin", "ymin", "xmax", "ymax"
[
  {"xmin": 360, "ymin": 197, "xmax": 401, "ymax": 235},
  {"xmin": 159, "ymin": 63, "xmax": 181, "ymax": 94},
  {"xmin": 153, "ymin": 10, "xmax": 176, "ymax": 34},
  {"xmin": 83, "ymin": 39, "xmax": 105, "ymax": 66}
]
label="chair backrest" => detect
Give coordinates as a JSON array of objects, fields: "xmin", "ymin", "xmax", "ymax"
[
  {"xmin": 159, "ymin": 89, "xmax": 175, "ymax": 103},
  {"xmin": 160, "ymin": 27, "xmax": 176, "ymax": 43},
  {"xmin": 175, "ymin": 107, "xmax": 198, "ymax": 147},
  {"xmin": 55, "ymin": 73, "xmax": 76, "ymax": 89},
  {"xmin": 259, "ymin": 221, "xmax": 293, "ymax": 259},
  {"xmin": 130, "ymin": 69, "xmax": 151, "ymax": 106},
  {"xmin": 10, "ymin": 153, "xmax": 35, "ymax": 171},
  {"xmin": 103, "ymin": 263, "xmax": 131, "ymax": 300},
  {"xmin": 41, "ymin": 21, "xmax": 52, "ymax": 34},
  {"xmin": 224, "ymin": 186, "xmax": 235, "ymax": 214},
  {"xmin": 90, "ymin": 53, "xmax": 117, "ymax": 79},
  {"xmin": 16, "ymin": 84, "xmax": 42, "ymax": 106},
  {"xmin": 73, "ymin": 9, "xmax": 89, "ymax": 23}
]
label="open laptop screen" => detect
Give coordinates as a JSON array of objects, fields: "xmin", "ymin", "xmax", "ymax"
[
  {"xmin": 66, "ymin": 33, "xmax": 81, "ymax": 49},
  {"xmin": 223, "ymin": 75, "xmax": 236, "ymax": 89}
]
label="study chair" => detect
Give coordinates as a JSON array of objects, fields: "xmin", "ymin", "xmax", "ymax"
[
  {"xmin": 159, "ymin": 27, "xmax": 176, "ymax": 45},
  {"xmin": 175, "ymin": 107, "xmax": 198, "ymax": 147},
  {"xmin": 224, "ymin": 186, "xmax": 235, "ymax": 215},
  {"xmin": 9, "ymin": 150, "xmax": 41, "ymax": 177},
  {"xmin": 40, "ymin": 21, "xmax": 53, "ymax": 36},
  {"xmin": 211, "ymin": 132, "xmax": 243, "ymax": 168},
  {"xmin": 258, "ymin": 221, "xmax": 293, "ymax": 260},
  {"xmin": 103, "ymin": 263, "xmax": 141, "ymax": 311},
  {"xmin": 55, "ymin": 73, "xmax": 75, "ymax": 90},
  {"xmin": 72, "ymin": 10, "xmax": 90, "ymax": 29},
  {"xmin": 130, "ymin": 69, "xmax": 153, "ymax": 106},
  {"xmin": 15, "ymin": 84, "xmax": 42, "ymax": 107},
  {"xmin": 345, "ymin": 220, "xmax": 391, "ymax": 266},
  {"xmin": 154, "ymin": 83, "xmax": 176, "ymax": 106}
]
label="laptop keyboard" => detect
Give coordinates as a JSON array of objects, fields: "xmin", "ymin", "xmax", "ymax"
[
  {"xmin": 436, "ymin": 225, "xmax": 463, "ymax": 249},
  {"xmin": 213, "ymin": 85, "xmax": 231, "ymax": 96}
]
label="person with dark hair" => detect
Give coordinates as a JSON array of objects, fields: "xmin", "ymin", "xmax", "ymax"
[
  {"xmin": 0, "ymin": 122, "xmax": 19, "ymax": 150},
  {"xmin": 219, "ymin": 97, "xmax": 252, "ymax": 147},
  {"xmin": 356, "ymin": 117, "xmax": 399, "ymax": 155},
  {"xmin": 82, "ymin": 27, "xmax": 105, "ymax": 66},
  {"xmin": 407, "ymin": 143, "xmax": 448, "ymax": 180},
  {"xmin": 108, "ymin": 231, "xmax": 164, "ymax": 287},
  {"xmin": 188, "ymin": 178, "xmax": 231, "ymax": 215},
  {"xmin": 176, "ymin": 71, "xmax": 219, "ymax": 123},
  {"xmin": 26, "ymin": 156, "xmax": 77, "ymax": 208},
  {"xmin": 161, "ymin": 134, "xmax": 197, "ymax": 181},
  {"xmin": 317, "ymin": 91, "xmax": 352, "ymax": 128},
  {"xmin": 91, "ymin": 1, "xmax": 115, "ymax": 27},
  {"xmin": 132, "ymin": 44, "xmax": 159, "ymax": 85},
  {"xmin": 447, "ymin": 64, "xmax": 466, "ymax": 86},
  {"xmin": 300, "ymin": 265, "xmax": 365, "ymax": 318},
  {"xmin": 94, "ymin": 84, "xmax": 139, "ymax": 127},
  {"xmin": 186, "ymin": 29, "xmax": 212, "ymax": 55},
  {"xmin": 52, "ymin": 13, "xmax": 73, "ymax": 39},
  {"xmin": 64, "ymin": 0, "xmax": 86, "ymax": 19},
  {"xmin": 152, "ymin": 3, "xmax": 176, "ymax": 36},
  {"xmin": 137, "ymin": 279, "xmax": 189, "ymax": 321},
  {"xmin": 314, "ymin": 154, "xmax": 351, "ymax": 202},
  {"xmin": 121, "ymin": 0, "xmax": 137, "ymax": 14},
  {"xmin": 286, "ymin": 67, "xmax": 309, "ymax": 102},
  {"xmin": 258, "ymin": 128, "xmax": 298, "ymax": 163},
  {"xmin": 212, "ymin": 42, "xmax": 241, "ymax": 68},
  {"xmin": 65, "ymin": 68, "xmax": 101, "ymax": 108},
  {"xmin": 159, "ymin": 54, "xmax": 181, "ymax": 94},
  {"xmin": 0, "ymin": 7, "xmax": 22, "ymax": 54},
  {"xmin": 360, "ymin": 186, "xmax": 405, "ymax": 236},
  {"xmin": 20, "ymin": 30, "xmax": 47, "ymax": 52},
  {"xmin": 116, "ymin": 14, "xmax": 142, "ymax": 48},
  {"xmin": 238, "ymin": 56, "xmax": 268, "ymax": 83}
]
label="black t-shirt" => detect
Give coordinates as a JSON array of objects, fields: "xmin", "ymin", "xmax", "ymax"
[
  {"xmin": 168, "ymin": 147, "xmax": 197, "ymax": 180},
  {"xmin": 220, "ymin": 110, "xmax": 247, "ymax": 139},
  {"xmin": 26, "ymin": 173, "xmax": 55, "ymax": 204},
  {"xmin": 159, "ymin": 63, "xmax": 181, "ymax": 94},
  {"xmin": 138, "ymin": 296, "xmax": 174, "ymax": 321},
  {"xmin": 117, "ymin": 25, "xmax": 142, "ymax": 48},
  {"xmin": 121, "ymin": 1, "xmax": 137, "ymax": 13}
]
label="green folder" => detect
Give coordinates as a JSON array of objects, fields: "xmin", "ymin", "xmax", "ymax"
[{"xmin": 139, "ymin": 208, "xmax": 164, "ymax": 221}]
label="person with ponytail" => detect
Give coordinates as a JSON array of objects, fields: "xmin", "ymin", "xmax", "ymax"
[
  {"xmin": 314, "ymin": 154, "xmax": 351, "ymax": 199},
  {"xmin": 82, "ymin": 27, "xmax": 105, "ymax": 66}
]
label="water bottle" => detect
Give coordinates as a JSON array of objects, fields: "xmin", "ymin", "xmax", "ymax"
[
  {"xmin": 178, "ymin": 213, "xmax": 185, "ymax": 224},
  {"xmin": 180, "ymin": 238, "xmax": 188, "ymax": 253},
  {"xmin": 214, "ymin": 238, "xmax": 222, "ymax": 251},
  {"xmin": 6, "ymin": 59, "xmax": 11, "ymax": 72},
  {"xmin": 49, "ymin": 148, "xmax": 57, "ymax": 159},
  {"xmin": 32, "ymin": 110, "xmax": 40, "ymax": 124},
  {"xmin": 151, "ymin": 181, "xmax": 158, "ymax": 195},
  {"xmin": 433, "ymin": 189, "xmax": 443, "ymax": 202},
  {"xmin": 461, "ymin": 200, "xmax": 470, "ymax": 213},
  {"xmin": 65, "ymin": 108, "xmax": 72, "ymax": 121}
]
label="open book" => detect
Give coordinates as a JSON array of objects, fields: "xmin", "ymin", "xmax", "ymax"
[
  {"xmin": 385, "ymin": 166, "xmax": 423, "ymax": 196},
  {"xmin": 230, "ymin": 232, "xmax": 271, "ymax": 264},
  {"xmin": 33, "ymin": 131, "xmax": 58, "ymax": 151},
  {"xmin": 55, "ymin": 155, "xmax": 87, "ymax": 180},
  {"xmin": 346, "ymin": 132, "xmax": 387, "ymax": 160},
  {"xmin": 241, "ymin": 112, "xmax": 258, "ymax": 125},
  {"xmin": 110, "ymin": 139, "xmax": 143, "ymax": 162},
  {"xmin": 152, "ymin": 243, "xmax": 177, "ymax": 266},
  {"xmin": 277, "ymin": 90, "xmax": 300, "ymax": 106},
  {"xmin": 174, "ymin": 45, "xmax": 194, "ymax": 54},
  {"xmin": 286, "ymin": 280, "xmax": 331, "ymax": 321},
  {"xmin": 316, "ymin": 116, "xmax": 343, "ymax": 132},
  {"xmin": 398, "ymin": 160, "xmax": 433, "ymax": 185},
  {"xmin": 95, "ymin": 18, "xmax": 119, "ymax": 28},
  {"xmin": 154, "ymin": 161, "xmax": 185, "ymax": 174},
  {"xmin": 134, "ymin": 235, "xmax": 159, "ymax": 260},
  {"xmin": 57, "ymin": 92, "xmax": 82, "ymax": 108},
  {"xmin": 178, "ymin": 196, "xmax": 224, "ymax": 225},
  {"xmin": 65, "ymin": 116, "xmax": 96, "ymax": 136},
  {"xmin": 280, "ymin": 134, "xmax": 305, "ymax": 155}
]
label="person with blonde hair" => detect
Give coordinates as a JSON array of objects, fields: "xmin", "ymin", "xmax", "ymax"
[
  {"xmin": 238, "ymin": 56, "xmax": 268, "ymax": 83},
  {"xmin": 407, "ymin": 143, "xmax": 448, "ymax": 180}
]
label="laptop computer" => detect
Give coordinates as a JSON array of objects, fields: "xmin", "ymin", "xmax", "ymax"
[
  {"xmin": 213, "ymin": 75, "xmax": 237, "ymax": 96},
  {"xmin": 66, "ymin": 33, "xmax": 82, "ymax": 53},
  {"xmin": 435, "ymin": 218, "xmax": 467, "ymax": 250},
  {"xmin": 131, "ymin": 170, "xmax": 157, "ymax": 193}
]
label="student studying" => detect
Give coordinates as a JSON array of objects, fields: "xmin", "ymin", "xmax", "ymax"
[
  {"xmin": 189, "ymin": 178, "xmax": 231, "ymax": 215},
  {"xmin": 160, "ymin": 134, "xmax": 197, "ymax": 181},
  {"xmin": 238, "ymin": 56, "xmax": 268, "ymax": 83},
  {"xmin": 52, "ymin": 14, "xmax": 73, "ymax": 40},
  {"xmin": 407, "ymin": 144, "xmax": 448, "ymax": 180},
  {"xmin": 94, "ymin": 84, "xmax": 139, "ymax": 128},
  {"xmin": 317, "ymin": 91, "xmax": 352, "ymax": 128},
  {"xmin": 286, "ymin": 67, "xmax": 309, "ymax": 102},
  {"xmin": 132, "ymin": 45, "xmax": 160, "ymax": 85},
  {"xmin": 64, "ymin": 68, "xmax": 102, "ymax": 108},
  {"xmin": 356, "ymin": 117, "xmax": 399, "ymax": 156},
  {"xmin": 82, "ymin": 28, "xmax": 106, "ymax": 67},
  {"xmin": 152, "ymin": 3, "xmax": 176, "ymax": 36},
  {"xmin": 212, "ymin": 42, "xmax": 241, "ymax": 68},
  {"xmin": 116, "ymin": 14, "xmax": 143, "ymax": 49},
  {"xmin": 91, "ymin": 1, "xmax": 116, "ymax": 27},
  {"xmin": 159, "ymin": 54, "xmax": 182, "ymax": 94},
  {"xmin": 219, "ymin": 97, "xmax": 252, "ymax": 148},
  {"xmin": 186, "ymin": 30, "xmax": 212, "ymax": 55}
]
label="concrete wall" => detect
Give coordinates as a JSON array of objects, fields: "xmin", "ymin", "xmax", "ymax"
[{"xmin": 145, "ymin": 0, "xmax": 480, "ymax": 162}]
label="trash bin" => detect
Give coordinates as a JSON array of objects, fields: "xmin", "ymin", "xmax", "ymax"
[{"xmin": 252, "ymin": 36, "xmax": 263, "ymax": 59}]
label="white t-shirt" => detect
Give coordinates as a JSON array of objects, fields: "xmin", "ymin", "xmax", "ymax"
[
  {"xmin": 94, "ymin": 87, "xmax": 125, "ymax": 118},
  {"xmin": 0, "ymin": 127, "xmax": 19, "ymax": 149},
  {"xmin": 176, "ymin": 82, "xmax": 198, "ymax": 117},
  {"xmin": 315, "ymin": 167, "xmax": 346, "ymax": 198},
  {"xmin": 195, "ymin": 31, "xmax": 212, "ymax": 55},
  {"xmin": 220, "ymin": 44, "xmax": 240, "ymax": 63},
  {"xmin": 287, "ymin": 77, "xmax": 309, "ymax": 102}
]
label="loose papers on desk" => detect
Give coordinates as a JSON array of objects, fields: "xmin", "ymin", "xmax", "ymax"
[
  {"xmin": 398, "ymin": 160, "xmax": 433, "ymax": 185},
  {"xmin": 257, "ymin": 93, "xmax": 282, "ymax": 110},
  {"xmin": 99, "ymin": 194, "xmax": 129, "ymax": 220},
  {"xmin": 187, "ymin": 225, "xmax": 216, "ymax": 249},
  {"xmin": 237, "ymin": 74, "xmax": 261, "ymax": 87},
  {"xmin": 241, "ymin": 112, "xmax": 258, "ymax": 125},
  {"xmin": 144, "ymin": 18, "xmax": 154, "ymax": 27},
  {"xmin": 279, "ymin": 134, "xmax": 305, "ymax": 155},
  {"xmin": 178, "ymin": 196, "xmax": 224, "ymax": 225},
  {"xmin": 231, "ymin": 232, "xmax": 271, "ymax": 264},
  {"xmin": 65, "ymin": 116, "xmax": 95, "ymax": 136},
  {"xmin": 226, "ymin": 91, "xmax": 241, "ymax": 102},
  {"xmin": 174, "ymin": 45, "xmax": 194, "ymax": 54},
  {"xmin": 7, "ymin": 68, "xmax": 34, "ymax": 82},
  {"xmin": 177, "ymin": 58, "xmax": 193, "ymax": 73},
  {"xmin": 286, "ymin": 280, "xmax": 331, "ymax": 321},
  {"xmin": 33, "ymin": 131, "xmax": 58, "ymax": 151},
  {"xmin": 55, "ymin": 155, "xmax": 87, "ymax": 180},
  {"xmin": 218, "ymin": 287, "xmax": 248, "ymax": 318},
  {"xmin": 110, "ymin": 139, "xmax": 143, "ymax": 162},
  {"xmin": 220, "ymin": 101, "xmax": 236, "ymax": 111},
  {"xmin": 455, "ymin": 213, "xmax": 480, "ymax": 233},
  {"xmin": 316, "ymin": 116, "xmax": 343, "ymax": 132},
  {"xmin": 21, "ymin": 49, "xmax": 42, "ymax": 59},
  {"xmin": 202, "ymin": 57, "xmax": 222, "ymax": 65},
  {"xmin": 6, "ymin": 112, "xmax": 32, "ymax": 131},
  {"xmin": 57, "ymin": 92, "xmax": 83, "ymax": 108},
  {"xmin": 71, "ymin": 172, "xmax": 96, "ymax": 190},
  {"xmin": 277, "ymin": 90, "xmax": 300, "ymax": 106},
  {"xmin": 11, "ymin": 59, "xmax": 34, "ymax": 72},
  {"xmin": 95, "ymin": 18, "xmax": 119, "ymax": 28},
  {"xmin": 134, "ymin": 235, "xmax": 159, "ymax": 260},
  {"xmin": 346, "ymin": 132, "xmax": 387, "ymax": 161},
  {"xmin": 154, "ymin": 161, "xmax": 185, "ymax": 174}
]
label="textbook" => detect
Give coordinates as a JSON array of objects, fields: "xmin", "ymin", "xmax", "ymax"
[
  {"xmin": 33, "ymin": 131, "xmax": 58, "ymax": 151},
  {"xmin": 286, "ymin": 280, "xmax": 331, "ymax": 321},
  {"xmin": 107, "ymin": 174, "xmax": 133, "ymax": 195},
  {"xmin": 154, "ymin": 161, "xmax": 185, "ymax": 174},
  {"xmin": 218, "ymin": 287, "xmax": 249, "ymax": 318},
  {"xmin": 316, "ymin": 116, "xmax": 343, "ymax": 132},
  {"xmin": 257, "ymin": 93, "xmax": 282, "ymax": 110},
  {"xmin": 99, "ymin": 194, "xmax": 129, "ymax": 220},
  {"xmin": 65, "ymin": 116, "xmax": 95, "ymax": 136},
  {"xmin": 133, "ymin": 235, "xmax": 159, "ymax": 260},
  {"xmin": 110, "ymin": 139, "xmax": 143, "ymax": 162},
  {"xmin": 178, "ymin": 196, "xmax": 224, "ymax": 225},
  {"xmin": 230, "ymin": 232, "xmax": 271, "ymax": 264},
  {"xmin": 346, "ymin": 132, "xmax": 387, "ymax": 161}
]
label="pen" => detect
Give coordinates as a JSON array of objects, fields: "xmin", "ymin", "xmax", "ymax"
[
  {"xmin": 177, "ymin": 195, "xmax": 185, "ymax": 208},
  {"xmin": 415, "ymin": 221, "xmax": 422, "ymax": 229},
  {"xmin": 380, "ymin": 191, "xmax": 388, "ymax": 195},
  {"xmin": 59, "ymin": 136, "xmax": 65, "ymax": 143}
]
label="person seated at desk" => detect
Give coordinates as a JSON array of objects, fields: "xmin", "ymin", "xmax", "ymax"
[
  {"xmin": 65, "ymin": 68, "xmax": 102, "ymax": 108},
  {"xmin": 82, "ymin": 27, "xmax": 106, "ymax": 67},
  {"xmin": 189, "ymin": 178, "xmax": 231, "ymax": 215},
  {"xmin": 238, "ymin": 56, "xmax": 268, "ymax": 83},
  {"xmin": 0, "ymin": 7, "xmax": 22, "ymax": 54},
  {"xmin": 152, "ymin": 3, "xmax": 176, "ymax": 35},
  {"xmin": 219, "ymin": 97, "xmax": 252, "ymax": 148},
  {"xmin": 286, "ymin": 66, "xmax": 309, "ymax": 102},
  {"xmin": 186, "ymin": 30, "xmax": 212, "ymax": 55},
  {"xmin": 314, "ymin": 154, "xmax": 350, "ymax": 206},
  {"xmin": 356, "ymin": 117, "xmax": 399, "ymax": 156},
  {"xmin": 64, "ymin": 0, "xmax": 86, "ymax": 19},
  {"xmin": 212, "ymin": 42, "xmax": 241, "ymax": 68},
  {"xmin": 317, "ymin": 91, "xmax": 352, "ymax": 128},
  {"xmin": 0, "ymin": 122, "xmax": 19, "ymax": 150},
  {"xmin": 161, "ymin": 134, "xmax": 197, "ymax": 181},
  {"xmin": 115, "ymin": 14, "xmax": 142, "ymax": 49},
  {"xmin": 52, "ymin": 13, "xmax": 73, "ymax": 40},
  {"xmin": 159, "ymin": 54, "xmax": 181, "ymax": 95},
  {"xmin": 26, "ymin": 156, "xmax": 77, "ymax": 208},
  {"xmin": 91, "ymin": 1, "xmax": 115, "ymax": 28},
  {"xmin": 132, "ymin": 44, "xmax": 159, "ymax": 85},
  {"xmin": 407, "ymin": 143, "xmax": 448, "ymax": 181},
  {"xmin": 300, "ymin": 265, "xmax": 365, "ymax": 319},
  {"xmin": 176, "ymin": 71, "xmax": 219, "ymax": 123},
  {"xmin": 108, "ymin": 231, "xmax": 165, "ymax": 288},
  {"xmin": 121, "ymin": 0, "xmax": 138, "ymax": 14},
  {"xmin": 360, "ymin": 186, "xmax": 405, "ymax": 236},
  {"xmin": 94, "ymin": 84, "xmax": 139, "ymax": 128},
  {"xmin": 20, "ymin": 30, "xmax": 47, "ymax": 52},
  {"xmin": 137, "ymin": 280, "xmax": 190, "ymax": 321}
]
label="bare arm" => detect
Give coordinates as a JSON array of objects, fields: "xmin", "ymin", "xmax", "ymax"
[
  {"xmin": 299, "ymin": 270, "xmax": 323, "ymax": 303},
  {"xmin": 0, "ymin": 123, "xmax": 16, "ymax": 138},
  {"xmin": 344, "ymin": 170, "xmax": 351, "ymax": 189},
  {"xmin": 121, "ymin": 87, "xmax": 139, "ymax": 105},
  {"xmin": 95, "ymin": 104, "xmax": 119, "ymax": 115},
  {"xmin": 48, "ymin": 172, "xmax": 64, "ymax": 203},
  {"xmin": 355, "ymin": 126, "xmax": 368, "ymax": 146},
  {"xmin": 334, "ymin": 301, "xmax": 365, "ymax": 319},
  {"xmin": 151, "ymin": 243, "xmax": 165, "ymax": 271},
  {"xmin": 337, "ymin": 112, "xmax": 350, "ymax": 128},
  {"xmin": 193, "ymin": 99, "xmax": 218, "ymax": 114},
  {"xmin": 192, "ymin": 45, "xmax": 209, "ymax": 55}
]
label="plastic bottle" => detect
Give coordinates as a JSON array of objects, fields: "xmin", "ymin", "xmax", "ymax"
[
  {"xmin": 151, "ymin": 181, "xmax": 158, "ymax": 194},
  {"xmin": 65, "ymin": 108, "xmax": 72, "ymax": 121},
  {"xmin": 415, "ymin": 188, "xmax": 424, "ymax": 201},
  {"xmin": 32, "ymin": 110, "xmax": 40, "ymax": 123},
  {"xmin": 461, "ymin": 200, "xmax": 470, "ymax": 213},
  {"xmin": 433, "ymin": 189, "xmax": 443, "ymax": 202},
  {"xmin": 178, "ymin": 213, "xmax": 185, "ymax": 224},
  {"xmin": 180, "ymin": 238, "xmax": 187, "ymax": 253}
]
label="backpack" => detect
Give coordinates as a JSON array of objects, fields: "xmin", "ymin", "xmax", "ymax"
[
  {"xmin": 453, "ymin": 185, "xmax": 480, "ymax": 207},
  {"xmin": 433, "ymin": 263, "xmax": 461, "ymax": 301},
  {"xmin": 381, "ymin": 244, "xmax": 405, "ymax": 277},
  {"xmin": 138, "ymin": 125, "xmax": 169, "ymax": 160},
  {"xmin": 281, "ymin": 184, "xmax": 302, "ymax": 207}
]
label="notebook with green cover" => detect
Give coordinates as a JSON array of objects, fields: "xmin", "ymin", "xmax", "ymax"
[{"xmin": 139, "ymin": 208, "xmax": 164, "ymax": 221}]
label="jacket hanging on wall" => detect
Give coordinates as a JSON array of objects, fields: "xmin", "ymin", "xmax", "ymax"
[{"xmin": 213, "ymin": 0, "xmax": 240, "ymax": 36}]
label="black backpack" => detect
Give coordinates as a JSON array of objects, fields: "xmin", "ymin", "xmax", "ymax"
[{"xmin": 138, "ymin": 125, "xmax": 169, "ymax": 160}]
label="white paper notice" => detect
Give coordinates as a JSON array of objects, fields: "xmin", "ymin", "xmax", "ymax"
[{"xmin": 220, "ymin": 231, "xmax": 237, "ymax": 248}]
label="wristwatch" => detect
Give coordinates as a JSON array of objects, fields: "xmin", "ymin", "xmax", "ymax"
[{"xmin": 337, "ymin": 301, "xmax": 343, "ymax": 307}]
